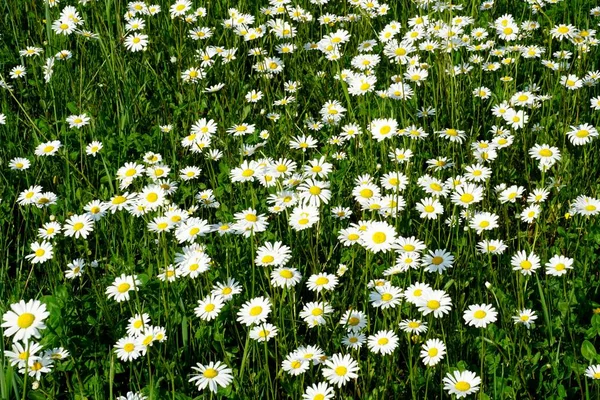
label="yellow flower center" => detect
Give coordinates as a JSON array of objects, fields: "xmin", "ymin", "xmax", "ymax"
[
  {"xmin": 428, "ymin": 348, "xmax": 438, "ymax": 357},
  {"xmin": 17, "ymin": 313, "xmax": 35, "ymax": 329},
  {"xmin": 372, "ymin": 232, "xmax": 386, "ymax": 244},
  {"xmin": 249, "ymin": 306, "xmax": 263, "ymax": 316},
  {"xmin": 315, "ymin": 277, "xmax": 329, "ymax": 286},
  {"xmin": 427, "ymin": 300, "xmax": 440, "ymax": 309},
  {"xmin": 261, "ymin": 255, "xmax": 275, "ymax": 264},
  {"xmin": 377, "ymin": 337, "xmax": 389, "ymax": 345},
  {"xmin": 474, "ymin": 310, "xmax": 487, "ymax": 319},
  {"xmin": 381, "ymin": 293, "xmax": 393, "ymax": 302},
  {"xmin": 35, "ymin": 249, "xmax": 45, "ymax": 257},
  {"xmin": 203, "ymin": 368, "xmax": 218, "ymax": 378},
  {"xmin": 335, "ymin": 366, "xmax": 347, "ymax": 376},
  {"xmin": 123, "ymin": 343, "xmax": 135, "ymax": 352},
  {"xmin": 117, "ymin": 283, "xmax": 131, "ymax": 293},
  {"xmin": 460, "ymin": 193, "xmax": 474, "ymax": 203},
  {"xmin": 520, "ymin": 260, "xmax": 532, "ymax": 270},
  {"xmin": 455, "ymin": 381, "xmax": 471, "ymax": 391},
  {"xmin": 309, "ymin": 186, "xmax": 322, "ymax": 195}
]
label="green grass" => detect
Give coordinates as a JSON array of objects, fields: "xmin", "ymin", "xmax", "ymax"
[{"xmin": 1, "ymin": 0, "xmax": 600, "ymax": 399}]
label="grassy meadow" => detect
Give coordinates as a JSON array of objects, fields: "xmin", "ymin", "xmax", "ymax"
[{"xmin": 1, "ymin": 0, "xmax": 600, "ymax": 398}]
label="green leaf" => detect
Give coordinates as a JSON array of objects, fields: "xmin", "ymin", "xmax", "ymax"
[{"xmin": 581, "ymin": 340, "xmax": 597, "ymax": 361}]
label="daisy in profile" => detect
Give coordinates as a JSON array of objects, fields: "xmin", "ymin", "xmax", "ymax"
[
  {"xmin": 105, "ymin": 274, "xmax": 141, "ymax": 302},
  {"xmin": 321, "ymin": 353, "xmax": 359, "ymax": 387},
  {"xmin": 35, "ymin": 140, "xmax": 62, "ymax": 156},
  {"xmin": 566, "ymin": 123, "xmax": 598, "ymax": 146},
  {"xmin": 25, "ymin": 241, "xmax": 54, "ymax": 264},
  {"xmin": 194, "ymin": 294, "xmax": 224, "ymax": 321},
  {"xmin": 511, "ymin": 250, "xmax": 540, "ymax": 276},
  {"xmin": 416, "ymin": 289, "xmax": 452, "ymax": 318},
  {"xmin": 211, "ymin": 278, "xmax": 242, "ymax": 301},
  {"xmin": 463, "ymin": 304, "xmax": 498, "ymax": 328},
  {"xmin": 451, "ymin": 183, "xmax": 484, "ymax": 208},
  {"xmin": 443, "ymin": 370, "xmax": 481, "ymax": 398},
  {"xmin": 65, "ymin": 259, "xmax": 85, "ymax": 279},
  {"xmin": 2, "ymin": 299, "xmax": 49, "ymax": 342},
  {"xmin": 117, "ymin": 392, "xmax": 146, "ymax": 400},
  {"xmin": 237, "ymin": 296, "xmax": 271, "ymax": 326},
  {"xmin": 420, "ymin": 338, "xmax": 446, "ymax": 366},
  {"xmin": 585, "ymin": 365, "xmax": 600, "ymax": 380},
  {"xmin": 250, "ymin": 323, "xmax": 278, "ymax": 342},
  {"xmin": 255, "ymin": 241, "xmax": 292, "ymax": 267},
  {"xmin": 367, "ymin": 330, "xmax": 398, "ymax": 355},
  {"xmin": 189, "ymin": 361, "xmax": 233, "ymax": 393},
  {"xmin": 545, "ymin": 255, "xmax": 573, "ymax": 276},
  {"xmin": 512, "ymin": 309, "xmax": 537, "ymax": 329},
  {"xmin": 66, "ymin": 114, "xmax": 90, "ymax": 129},
  {"xmin": 9, "ymin": 157, "xmax": 30, "ymax": 170},
  {"xmin": 302, "ymin": 382, "xmax": 335, "ymax": 400},
  {"xmin": 399, "ymin": 319, "xmax": 428, "ymax": 335},
  {"xmin": 469, "ymin": 212, "xmax": 499, "ymax": 234},
  {"xmin": 289, "ymin": 205, "xmax": 319, "ymax": 231}
]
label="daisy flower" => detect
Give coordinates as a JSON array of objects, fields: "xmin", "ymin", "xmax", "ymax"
[
  {"xmin": 367, "ymin": 330, "xmax": 398, "ymax": 355},
  {"xmin": 237, "ymin": 296, "xmax": 271, "ymax": 326},
  {"xmin": 443, "ymin": 370, "xmax": 481, "ymax": 398},
  {"xmin": 63, "ymin": 214, "xmax": 94, "ymax": 239},
  {"xmin": 1, "ymin": 299, "xmax": 49, "ymax": 342},
  {"xmin": 339, "ymin": 309, "xmax": 368, "ymax": 331},
  {"xmin": 420, "ymin": 338, "xmax": 446, "ymax": 366},
  {"xmin": 512, "ymin": 309, "xmax": 537, "ymax": 328},
  {"xmin": 66, "ymin": 114, "xmax": 90, "ymax": 129},
  {"xmin": 306, "ymin": 273, "xmax": 338, "ymax": 292},
  {"xmin": 194, "ymin": 295, "xmax": 225, "ymax": 321},
  {"xmin": 342, "ymin": 332, "xmax": 366, "ymax": 349},
  {"xmin": 189, "ymin": 361, "xmax": 233, "ymax": 393},
  {"xmin": 511, "ymin": 250, "xmax": 540, "ymax": 276},
  {"xmin": 585, "ymin": 365, "xmax": 600, "ymax": 380},
  {"xmin": 321, "ymin": 353, "xmax": 359, "ymax": 388},
  {"xmin": 211, "ymin": 278, "xmax": 242, "ymax": 301},
  {"xmin": 250, "ymin": 323, "xmax": 278, "ymax": 342},
  {"xmin": 361, "ymin": 221, "xmax": 397, "ymax": 253},
  {"xmin": 463, "ymin": 304, "xmax": 498, "ymax": 328},
  {"xmin": 124, "ymin": 33, "xmax": 149, "ymax": 52},
  {"xmin": 105, "ymin": 274, "xmax": 141, "ymax": 302},
  {"xmin": 270, "ymin": 267, "xmax": 302, "ymax": 288},
  {"xmin": 399, "ymin": 319, "xmax": 428, "ymax": 335},
  {"xmin": 25, "ymin": 241, "xmax": 54, "ymax": 264},
  {"xmin": 302, "ymin": 382, "xmax": 335, "ymax": 400},
  {"xmin": 545, "ymin": 255, "xmax": 573, "ymax": 276},
  {"xmin": 416, "ymin": 289, "xmax": 452, "ymax": 318}
]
